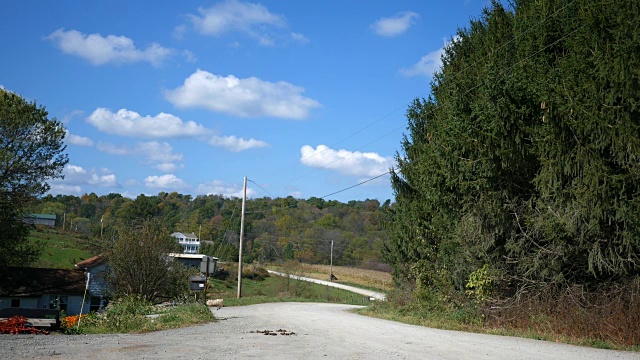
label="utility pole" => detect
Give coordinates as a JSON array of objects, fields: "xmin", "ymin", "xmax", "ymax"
[
  {"xmin": 63, "ymin": 212, "xmax": 66, "ymax": 231},
  {"xmin": 237, "ymin": 176, "xmax": 247, "ymax": 298},
  {"xmin": 330, "ymin": 240, "xmax": 334, "ymax": 281}
]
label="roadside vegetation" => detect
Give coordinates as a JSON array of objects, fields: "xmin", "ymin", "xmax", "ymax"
[{"xmin": 62, "ymin": 297, "xmax": 213, "ymax": 334}]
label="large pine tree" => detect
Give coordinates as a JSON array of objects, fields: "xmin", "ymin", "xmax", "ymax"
[{"xmin": 386, "ymin": 0, "xmax": 640, "ymax": 296}]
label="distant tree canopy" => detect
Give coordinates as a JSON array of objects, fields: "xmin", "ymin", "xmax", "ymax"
[
  {"xmin": 31, "ymin": 191, "xmax": 391, "ymax": 267},
  {"xmin": 385, "ymin": 0, "xmax": 640, "ymax": 296},
  {"xmin": 0, "ymin": 89, "xmax": 68, "ymax": 268}
]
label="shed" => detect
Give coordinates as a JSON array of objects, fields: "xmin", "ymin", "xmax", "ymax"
[
  {"xmin": 168, "ymin": 253, "xmax": 218, "ymax": 275},
  {"xmin": 24, "ymin": 214, "xmax": 56, "ymax": 227}
]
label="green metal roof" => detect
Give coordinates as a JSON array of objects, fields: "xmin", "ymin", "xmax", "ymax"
[{"xmin": 28, "ymin": 213, "xmax": 57, "ymax": 220}]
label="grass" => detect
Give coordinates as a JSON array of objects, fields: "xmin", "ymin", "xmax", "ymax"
[
  {"xmin": 266, "ymin": 263, "xmax": 393, "ymax": 293},
  {"xmin": 28, "ymin": 227, "xmax": 96, "ymax": 269}
]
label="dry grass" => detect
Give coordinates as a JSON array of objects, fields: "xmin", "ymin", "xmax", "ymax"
[
  {"xmin": 484, "ymin": 281, "xmax": 640, "ymax": 347},
  {"xmin": 269, "ymin": 263, "xmax": 394, "ymax": 292}
]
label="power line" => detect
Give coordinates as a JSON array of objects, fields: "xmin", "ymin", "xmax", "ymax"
[
  {"xmin": 320, "ymin": 171, "xmax": 391, "ymax": 199},
  {"xmin": 247, "ymin": 179, "xmax": 274, "ymax": 198}
]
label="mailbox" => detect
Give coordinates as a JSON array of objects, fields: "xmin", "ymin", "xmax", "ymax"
[{"xmin": 189, "ymin": 276, "xmax": 206, "ymax": 291}]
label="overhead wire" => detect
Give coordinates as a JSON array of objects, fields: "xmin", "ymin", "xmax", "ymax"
[{"xmin": 247, "ymin": 179, "xmax": 274, "ymax": 198}]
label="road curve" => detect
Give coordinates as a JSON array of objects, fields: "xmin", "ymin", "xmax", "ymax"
[
  {"xmin": 267, "ymin": 270, "xmax": 387, "ymax": 300},
  {"xmin": 0, "ymin": 302, "xmax": 635, "ymax": 360}
]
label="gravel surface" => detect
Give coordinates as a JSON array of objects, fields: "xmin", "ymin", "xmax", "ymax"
[{"xmin": 0, "ymin": 302, "xmax": 636, "ymax": 359}]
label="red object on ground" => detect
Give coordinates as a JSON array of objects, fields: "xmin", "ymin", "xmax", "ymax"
[{"xmin": 0, "ymin": 316, "xmax": 49, "ymax": 335}]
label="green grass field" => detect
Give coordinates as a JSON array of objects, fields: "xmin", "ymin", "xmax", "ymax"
[{"xmin": 28, "ymin": 227, "xmax": 96, "ymax": 269}]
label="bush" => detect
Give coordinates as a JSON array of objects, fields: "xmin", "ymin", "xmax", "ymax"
[{"xmin": 242, "ymin": 265, "xmax": 270, "ymax": 281}]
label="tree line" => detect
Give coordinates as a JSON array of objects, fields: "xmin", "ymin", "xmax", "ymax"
[{"xmin": 30, "ymin": 192, "xmax": 391, "ymax": 268}]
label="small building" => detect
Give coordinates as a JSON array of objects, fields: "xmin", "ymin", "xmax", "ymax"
[
  {"xmin": 171, "ymin": 232, "xmax": 201, "ymax": 254},
  {"xmin": 75, "ymin": 255, "xmax": 110, "ymax": 312},
  {"xmin": 24, "ymin": 213, "xmax": 56, "ymax": 227},
  {"xmin": 0, "ymin": 267, "xmax": 89, "ymax": 316},
  {"xmin": 168, "ymin": 253, "xmax": 218, "ymax": 275}
]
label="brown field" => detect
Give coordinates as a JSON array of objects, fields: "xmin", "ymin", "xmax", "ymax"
[{"xmin": 269, "ymin": 263, "xmax": 394, "ymax": 292}]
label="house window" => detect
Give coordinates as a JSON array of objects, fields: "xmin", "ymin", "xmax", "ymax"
[
  {"xmin": 49, "ymin": 295, "xmax": 69, "ymax": 312},
  {"xmin": 11, "ymin": 299, "xmax": 20, "ymax": 308}
]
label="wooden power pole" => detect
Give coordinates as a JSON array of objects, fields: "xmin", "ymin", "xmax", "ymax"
[
  {"xmin": 330, "ymin": 240, "xmax": 334, "ymax": 281},
  {"xmin": 237, "ymin": 176, "xmax": 247, "ymax": 298}
]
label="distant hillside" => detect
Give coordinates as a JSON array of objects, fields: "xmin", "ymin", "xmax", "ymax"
[
  {"xmin": 29, "ymin": 193, "xmax": 392, "ymax": 267},
  {"xmin": 28, "ymin": 227, "xmax": 96, "ymax": 269}
]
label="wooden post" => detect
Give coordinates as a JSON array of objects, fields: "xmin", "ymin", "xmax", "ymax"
[
  {"xmin": 237, "ymin": 177, "xmax": 247, "ymax": 298},
  {"xmin": 330, "ymin": 240, "xmax": 334, "ymax": 281},
  {"xmin": 204, "ymin": 256, "xmax": 210, "ymax": 304}
]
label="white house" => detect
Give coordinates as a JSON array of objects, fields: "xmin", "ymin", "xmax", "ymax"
[{"xmin": 171, "ymin": 232, "xmax": 200, "ymax": 254}]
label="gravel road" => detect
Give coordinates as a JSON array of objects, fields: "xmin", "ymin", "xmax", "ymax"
[{"xmin": 0, "ymin": 302, "xmax": 636, "ymax": 360}]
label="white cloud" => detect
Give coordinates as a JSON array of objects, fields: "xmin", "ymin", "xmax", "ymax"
[
  {"xmin": 290, "ymin": 32, "xmax": 309, "ymax": 44},
  {"xmin": 300, "ymin": 145, "xmax": 393, "ymax": 177},
  {"xmin": 145, "ymin": 174, "xmax": 188, "ymax": 190},
  {"xmin": 97, "ymin": 141, "xmax": 183, "ymax": 172},
  {"xmin": 182, "ymin": 50, "xmax": 198, "ymax": 62},
  {"xmin": 49, "ymin": 164, "xmax": 118, "ymax": 194},
  {"xmin": 400, "ymin": 37, "xmax": 458, "ymax": 78},
  {"xmin": 87, "ymin": 108, "xmax": 209, "ymax": 138},
  {"xmin": 173, "ymin": 25, "xmax": 188, "ymax": 40},
  {"xmin": 165, "ymin": 69, "xmax": 320, "ymax": 119},
  {"xmin": 154, "ymin": 162, "xmax": 181, "ymax": 172},
  {"xmin": 400, "ymin": 48, "xmax": 444, "ymax": 78},
  {"xmin": 370, "ymin": 11, "xmax": 419, "ymax": 37},
  {"xmin": 208, "ymin": 135, "xmax": 269, "ymax": 152},
  {"xmin": 64, "ymin": 164, "xmax": 87, "ymax": 177},
  {"xmin": 66, "ymin": 130, "xmax": 94, "ymax": 146},
  {"xmin": 96, "ymin": 142, "xmax": 130, "ymax": 155},
  {"xmin": 137, "ymin": 141, "xmax": 183, "ymax": 163},
  {"xmin": 188, "ymin": 0, "xmax": 286, "ymax": 45},
  {"xmin": 124, "ymin": 179, "xmax": 138, "ymax": 187},
  {"xmin": 49, "ymin": 184, "xmax": 83, "ymax": 195},
  {"xmin": 196, "ymin": 180, "xmax": 257, "ymax": 198},
  {"xmin": 46, "ymin": 29, "xmax": 174, "ymax": 67},
  {"xmin": 62, "ymin": 110, "xmax": 85, "ymax": 124},
  {"xmin": 89, "ymin": 173, "xmax": 117, "ymax": 187}
]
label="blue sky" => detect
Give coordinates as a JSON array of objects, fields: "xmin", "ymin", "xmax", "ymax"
[{"xmin": 1, "ymin": 0, "xmax": 491, "ymax": 202}]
